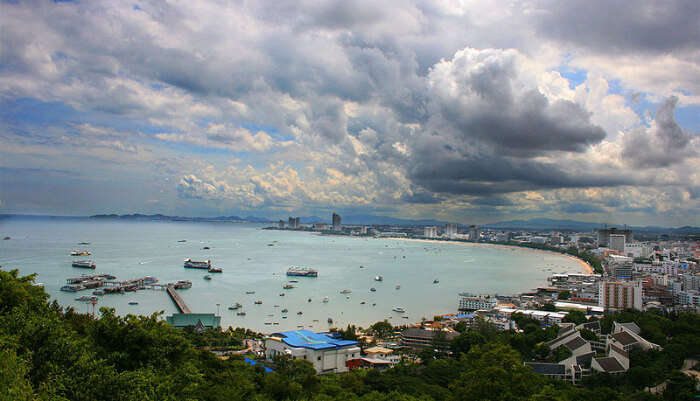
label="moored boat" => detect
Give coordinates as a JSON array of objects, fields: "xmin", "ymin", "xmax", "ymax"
[
  {"xmin": 184, "ymin": 258, "xmax": 211, "ymax": 269},
  {"xmin": 283, "ymin": 284, "xmax": 294, "ymax": 289},
  {"xmin": 208, "ymin": 266, "xmax": 223, "ymax": 273},
  {"xmin": 322, "ymin": 296, "xmax": 329, "ymax": 303},
  {"xmin": 374, "ymin": 275, "xmax": 383, "ymax": 281},
  {"xmin": 340, "ymin": 289, "xmax": 352, "ymax": 294},
  {"xmin": 71, "ymin": 250, "xmax": 91, "ymax": 256},
  {"xmin": 228, "ymin": 303, "xmax": 242, "ymax": 310},
  {"xmin": 286, "ymin": 266, "xmax": 318, "ymax": 277},
  {"xmin": 203, "ymin": 275, "xmax": 212, "ymax": 280},
  {"xmin": 72, "ymin": 260, "xmax": 96, "ymax": 269},
  {"xmin": 392, "ymin": 307, "xmax": 406, "ymax": 313}
]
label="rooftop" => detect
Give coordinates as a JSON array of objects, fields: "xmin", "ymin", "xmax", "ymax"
[
  {"xmin": 268, "ymin": 330, "xmax": 359, "ymax": 350},
  {"xmin": 611, "ymin": 331, "xmax": 637, "ymax": 346},
  {"xmin": 594, "ymin": 356, "xmax": 625, "ymax": 373}
]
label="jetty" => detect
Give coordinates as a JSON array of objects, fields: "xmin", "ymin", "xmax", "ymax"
[{"xmin": 166, "ymin": 285, "xmax": 192, "ymax": 313}]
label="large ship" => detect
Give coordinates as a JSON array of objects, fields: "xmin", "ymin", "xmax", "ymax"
[
  {"xmin": 71, "ymin": 260, "xmax": 96, "ymax": 269},
  {"xmin": 183, "ymin": 258, "xmax": 211, "ymax": 269},
  {"xmin": 286, "ymin": 266, "xmax": 318, "ymax": 277}
]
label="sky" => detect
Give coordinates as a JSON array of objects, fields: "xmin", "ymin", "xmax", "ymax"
[{"xmin": 1, "ymin": 0, "xmax": 699, "ymax": 226}]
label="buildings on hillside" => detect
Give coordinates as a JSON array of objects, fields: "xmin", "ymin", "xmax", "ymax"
[{"xmin": 599, "ymin": 280, "xmax": 643, "ymax": 311}]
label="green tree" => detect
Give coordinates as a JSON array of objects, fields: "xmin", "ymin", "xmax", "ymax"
[
  {"xmin": 562, "ymin": 310, "xmax": 587, "ymax": 325},
  {"xmin": 369, "ymin": 321, "xmax": 394, "ymax": 339},
  {"xmin": 557, "ymin": 290, "xmax": 570, "ymax": 300}
]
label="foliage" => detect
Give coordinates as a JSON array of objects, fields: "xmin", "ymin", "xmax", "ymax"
[
  {"xmin": 557, "ymin": 290, "xmax": 570, "ymax": 300},
  {"xmin": 368, "ymin": 321, "xmax": 394, "ymax": 339}
]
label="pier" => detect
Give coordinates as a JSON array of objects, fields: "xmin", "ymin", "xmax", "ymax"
[{"xmin": 167, "ymin": 285, "xmax": 191, "ymax": 313}]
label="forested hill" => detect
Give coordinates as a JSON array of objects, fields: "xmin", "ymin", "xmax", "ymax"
[{"xmin": 0, "ymin": 268, "xmax": 697, "ymax": 400}]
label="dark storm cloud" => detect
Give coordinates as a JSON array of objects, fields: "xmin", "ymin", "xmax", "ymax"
[
  {"xmin": 622, "ymin": 96, "xmax": 697, "ymax": 168},
  {"xmin": 534, "ymin": 0, "xmax": 700, "ymax": 54},
  {"xmin": 400, "ymin": 190, "xmax": 443, "ymax": 204},
  {"xmin": 470, "ymin": 196, "xmax": 514, "ymax": 206}
]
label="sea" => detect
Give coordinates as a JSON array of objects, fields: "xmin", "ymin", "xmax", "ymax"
[{"xmin": 0, "ymin": 219, "xmax": 585, "ymax": 333}]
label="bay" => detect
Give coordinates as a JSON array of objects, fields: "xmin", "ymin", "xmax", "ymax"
[{"xmin": 0, "ymin": 219, "xmax": 585, "ymax": 332}]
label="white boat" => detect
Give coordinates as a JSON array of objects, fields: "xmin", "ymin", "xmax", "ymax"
[
  {"xmin": 392, "ymin": 307, "xmax": 406, "ymax": 313},
  {"xmin": 340, "ymin": 289, "xmax": 352, "ymax": 294},
  {"xmin": 71, "ymin": 250, "xmax": 91, "ymax": 256},
  {"xmin": 374, "ymin": 275, "xmax": 383, "ymax": 281},
  {"xmin": 322, "ymin": 296, "xmax": 329, "ymax": 303}
]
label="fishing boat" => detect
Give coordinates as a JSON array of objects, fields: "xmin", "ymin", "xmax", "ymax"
[
  {"xmin": 374, "ymin": 275, "xmax": 383, "ymax": 281},
  {"xmin": 208, "ymin": 267, "xmax": 223, "ymax": 273},
  {"xmin": 392, "ymin": 307, "xmax": 406, "ymax": 313},
  {"xmin": 72, "ymin": 260, "xmax": 96, "ymax": 269},
  {"xmin": 286, "ymin": 266, "xmax": 318, "ymax": 277},
  {"xmin": 92, "ymin": 290, "xmax": 104, "ymax": 295},
  {"xmin": 228, "ymin": 303, "xmax": 242, "ymax": 310},
  {"xmin": 71, "ymin": 250, "xmax": 91, "ymax": 256},
  {"xmin": 173, "ymin": 280, "xmax": 192, "ymax": 289}
]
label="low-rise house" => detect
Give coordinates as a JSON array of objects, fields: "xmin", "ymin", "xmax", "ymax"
[
  {"xmin": 264, "ymin": 330, "xmax": 361, "ymax": 374},
  {"xmin": 399, "ymin": 327, "xmax": 458, "ymax": 348}
]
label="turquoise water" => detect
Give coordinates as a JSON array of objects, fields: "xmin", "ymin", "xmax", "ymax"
[{"xmin": 0, "ymin": 219, "xmax": 584, "ymax": 332}]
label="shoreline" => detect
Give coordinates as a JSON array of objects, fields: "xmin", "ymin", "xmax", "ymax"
[{"xmin": 383, "ymin": 237, "xmax": 595, "ymax": 275}]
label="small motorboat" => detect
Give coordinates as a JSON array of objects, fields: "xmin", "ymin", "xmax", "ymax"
[
  {"xmin": 297, "ymin": 311, "xmax": 303, "ymax": 315},
  {"xmin": 322, "ymin": 296, "xmax": 329, "ymax": 303},
  {"xmin": 274, "ymin": 304, "xmax": 280, "ymax": 307},
  {"xmin": 328, "ymin": 318, "xmax": 333, "ymax": 324},
  {"xmin": 178, "ymin": 240, "xmax": 187, "ymax": 242},
  {"xmin": 203, "ymin": 275, "xmax": 212, "ymax": 280},
  {"xmin": 92, "ymin": 290, "xmax": 104, "ymax": 295},
  {"xmin": 359, "ymin": 265, "xmax": 365, "ymax": 268},
  {"xmin": 283, "ymin": 284, "xmax": 294, "ymax": 289},
  {"xmin": 340, "ymin": 289, "xmax": 352, "ymax": 294},
  {"xmin": 289, "ymin": 280, "xmax": 298, "ymax": 283},
  {"xmin": 281, "ymin": 308, "xmax": 288, "ymax": 313},
  {"xmin": 246, "ymin": 291, "xmax": 255, "ymax": 294},
  {"xmin": 202, "ymin": 246, "xmax": 210, "ymax": 250},
  {"xmin": 208, "ymin": 267, "xmax": 223, "ymax": 273},
  {"xmin": 279, "ymin": 293, "xmax": 285, "ymax": 296},
  {"xmin": 392, "ymin": 307, "xmax": 406, "ymax": 313},
  {"xmin": 433, "ymin": 279, "xmax": 439, "ymax": 284},
  {"xmin": 71, "ymin": 250, "xmax": 91, "ymax": 256},
  {"xmin": 370, "ymin": 287, "xmax": 376, "ymax": 292},
  {"xmin": 395, "ymin": 285, "xmax": 401, "ymax": 290},
  {"xmin": 375, "ymin": 275, "xmax": 383, "ymax": 281},
  {"xmin": 128, "ymin": 301, "xmax": 138, "ymax": 305},
  {"xmin": 307, "ymin": 298, "xmax": 312, "ymax": 303},
  {"xmin": 360, "ymin": 301, "xmax": 366, "ymax": 305},
  {"xmin": 254, "ymin": 300, "xmax": 263, "ymax": 305},
  {"xmin": 237, "ymin": 311, "xmax": 246, "ymax": 316},
  {"xmin": 228, "ymin": 303, "xmax": 242, "ymax": 310}
]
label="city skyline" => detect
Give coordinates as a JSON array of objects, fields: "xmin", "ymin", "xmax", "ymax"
[{"xmin": 1, "ymin": 1, "xmax": 699, "ymax": 226}]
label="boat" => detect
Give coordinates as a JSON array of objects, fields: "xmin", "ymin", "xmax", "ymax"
[
  {"xmin": 246, "ymin": 291, "xmax": 255, "ymax": 294},
  {"xmin": 340, "ymin": 289, "xmax": 352, "ymax": 294},
  {"xmin": 374, "ymin": 275, "xmax": 383, "ymax": 281},
  {"xmin": 203, "ymin": 275, "xmax": 212, "ymax": 280},
  {"xmin": 254, "ymin": 300, "xmax": 263, "ymax": 305},
  {"xmin": 265, "ymin": 322, "xmax": 272, "ymax": 325},
  {"xmin": 78, "ymin": 242, "xmax": 90, "ymax": 245},
  {"xmin": 208, "ymin": 267, "xmax": 223, "ymax": 273},
  {"xmin": 395, "ymin": 285, "xmax": 401, "ymax": 290},
  {"xmin": 297, "ymin": 311, "xmax": 303, "ymax": 315},
  {"xmin": 370, "ymin": 287, "xmax": 376, "ymax": 292},
  {"xmin": 283, "ymin": 284, "xmax": 294, "ymax": 289},
  {"xmin": 178, "ymin": 240, "xmax": 187, "ymax": 242},
  {"xmin": 281, "ymin": 308, "xmax": 288, "ymax": 313},
  {"xmin": 288, "ymin": 280, "xmax": 298, "ymax": 283},
  {"xmin": 183, "ymin": 258, "xmax": 211, "ymax": 269},
  {"xmin": 4, "ymin": 236, "xmax": 11, "ymax": 240},
  {"xmin": 72, "ymin": 260, "xmax": 96, "ymax": 269},
  {"xmin": 92, "ymin": 290, "xmax": 104, "ymax": 295},
  {"xmin": 128, "ymin": 301, "xmax": 138, "ymax": 305},
  {"xmin": 402, "ymin": 316, "xmax": 409, "ymax": 319},
  {"xmin": 307, "ymin": 298, "xmax": 312, "ymax": 303},
  {"xmin": 359, "ymin": 265, "xmax": 365, "ymax": 268},
  {"xmin": 71, "ymin": 250, "xmax": 91, "ymax": 256},
  {"xmin": 279, "ymin": 293, "xmax": 285, "ymax": 296},
  {"xmin": 237, "ymin": 311, "xmax": 246, "ymax": 316},
  {"xmin": 286, "ymin": 266, "xmax": 318, "ymax": 277},
  {"xmin": 228, "ymin": 303, "xmax": 242, "ymax": 310},
  {"xmin": 173, "ymin": 280, "xmax": 192, "ymax": 289},
  {"xmin": 75, "ymin": 295, "xmax": 97, "ymax": 302},
  {"xmin": 202, "ymin": 246, "xmax": 210, "ymax": 250},
  {"xmin": 322, "ymin": 296, "xmax": 329, "ymax": 303},
  {"xmin": 433, "ymin": 279, "xmax": 440, "ymax": 284},
  {"xmin": 392, "ymin": 307, "xmax": 406, "ymax": 313},
  {"xmin": 360, "ymin": 301, "xmax": 366, "ymax": 304},
  {"xmin": 328, "ymin": 318, "xmax": 333, "ymax": 324}
]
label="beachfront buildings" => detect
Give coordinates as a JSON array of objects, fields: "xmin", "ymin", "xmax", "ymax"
[
  {"xmin": 332, "ymin": 213, "xmax": 342, "ymax": 231},
  {"xmin": 469, "ymin": 225, "xmax": 480, "ymax": 242},
  {"xmin": 599, "ymin": 280, "xmax": 643, "ymax": 311},
  {"xmin": 264, "ymin": 330, "xmax": 360, "ymax": 374},
  {"xmin": 424, "ymin": 226, "xmax": 438, "ymax": 238},
  {"xmin": 444, "ymin": 223, "xmax": 458, "ymax": 238},
  {"xmin": 458, "ymin": 295, "xmax": 498, "ymax": 311}
]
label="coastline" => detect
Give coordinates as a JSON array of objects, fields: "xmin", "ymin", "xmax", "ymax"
[{"xmin": 384, "ymin": 237, "xmax": 595, "ymax": 275}]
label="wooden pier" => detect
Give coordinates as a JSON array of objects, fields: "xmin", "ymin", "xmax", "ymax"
[{"xmin": 166, "ymin": 285, "xmax": 191, "ymax": 314}]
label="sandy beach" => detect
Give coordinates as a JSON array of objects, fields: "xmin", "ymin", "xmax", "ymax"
[{"xmin": 387, "ymin": 237, "xmax": 595, "ymax": 275}]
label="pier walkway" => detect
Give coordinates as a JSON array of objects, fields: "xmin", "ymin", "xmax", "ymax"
[{"xmin": 167, "ymin": 285, "xmax": 191, "ymax": 314}]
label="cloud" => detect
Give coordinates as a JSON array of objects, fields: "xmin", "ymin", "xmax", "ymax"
[{"xmin": 622, "ymin": 96, "xmax": 698, "ymax": 168}]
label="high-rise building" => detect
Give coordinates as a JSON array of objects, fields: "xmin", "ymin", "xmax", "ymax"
[
  {"xmin": 445, "ymin": 223, "xmax": 458, "ymax": 238},
  {"xmin": 597, "ymin": 228, "xmax": 633, "ymax": 247},
  {"xmin": 294, "ymin": 217, "xmax": 300, "ymax": 228},
  {"xmin": 469, "ymin": 225, "xmax": 480, "ymax": 242},
  {"xmin": 288, "ymin": 217, "xmax": 295, "ymax": 228},
  {"xmin": 332, "ymin": 213, "xmax": 341, "ymax": 231},
  {"xmin": 424, "ymin": 226, "xmax": 437, "ymax": 238},
  {"xmin": 609, "ymin": 234, "xmax": 626, "ymax": 253},
  {"xmin": 599, "ymin": 280, "xmax": 643, "ymax": 311},
  {"xmin": 278, "ymin": 220, "xmax": 285, "ymax": 229}
]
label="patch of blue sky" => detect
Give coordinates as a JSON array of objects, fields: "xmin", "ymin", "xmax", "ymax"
[
  {"xmin": 674, "ymin": 105, "xmax": 700, "ymax": 132},
  {"xmin": 557, "ymin": 68, "xmax": 587, "ymax": 90}
]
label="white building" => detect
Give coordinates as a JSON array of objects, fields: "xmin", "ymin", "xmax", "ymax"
[
  {"xmin": 424, "ymin": 226, "xmax": 438, "ymax": 238},
  {"xmin": 609, "ymin": 234, "xmax": 626, "ymax": 253},
  {"xmin": 265, "ymin": 330, "xmax": 361, "ymax": 374},
  {"xmin": 598, "ymin": 280, "xmax": 643, "ymax": 311},
  {"xmin": 459, "ymin": 295, "xmax": 497, "ymax": 311},
  {"xmin": 624, "ymin": 243, "xmax": 652, "ymax": 259},
  {"xmin": 445, "ymin": 223, "xmax": 458, "ymax": 238}
]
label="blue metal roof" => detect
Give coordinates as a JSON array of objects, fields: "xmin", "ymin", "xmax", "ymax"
[
  {"xmin": 455, "ymin": 313, "xmax": 474, "ymax": 319},
  {"xmin": 244, "ymin": 357, "xmax": 274, "ymax": 372},
  {"xmin": 272, "ymin": 330, "xmax": 358, "ymax": 350}
]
